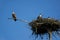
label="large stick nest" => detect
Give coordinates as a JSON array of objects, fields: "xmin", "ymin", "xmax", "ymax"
[{"xmin": 29, "ymin": 16, "xmax": 60, "ymax": 39}]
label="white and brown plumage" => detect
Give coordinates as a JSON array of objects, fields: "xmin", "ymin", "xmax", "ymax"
[{"xmin": 12, "ymin": 11, "xmax": 17, "ymax": 21}]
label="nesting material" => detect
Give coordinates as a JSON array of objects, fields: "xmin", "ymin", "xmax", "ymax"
[{"xmin": 29, "ymin": 16, "xmax": 60, "ymax": 40}]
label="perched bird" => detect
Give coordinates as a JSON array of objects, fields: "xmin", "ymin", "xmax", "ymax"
[{"xmin": 12, "ymin": 11, "xmax": 17, "ymax": 21}]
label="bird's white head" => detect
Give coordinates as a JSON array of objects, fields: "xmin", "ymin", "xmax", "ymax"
[{"xmin": 12, "ymin": 11, "xmax": 15, "ymax": 14}]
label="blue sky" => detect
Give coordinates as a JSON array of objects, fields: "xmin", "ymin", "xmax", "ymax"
[{"xmin": 0, "ymin": 0, "xmax": 60, "ymax": 40}]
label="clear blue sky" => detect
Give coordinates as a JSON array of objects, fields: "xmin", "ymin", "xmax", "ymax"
[{"xmin": 0, "ymin": 0, "xmax": 60, "ymax": 40}]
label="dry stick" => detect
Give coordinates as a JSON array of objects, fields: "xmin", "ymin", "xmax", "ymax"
[
  {"xmin": 17, "ymin": 18, "xmax": 29, "ymax": 23},
  {"xmin": 8, "ymin": 18, "xmax": 29, "ymax": 23},
  {"xmin": 48, "ymin": 31, "xmax": 52, "ymax": 40},
  {"xmin": 40, "ymin": 35, "xmax": 43, "ymax": 40},
  {"xmin": 36, "ymin": 27, "xmax": 37, "ymax": 33}
]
